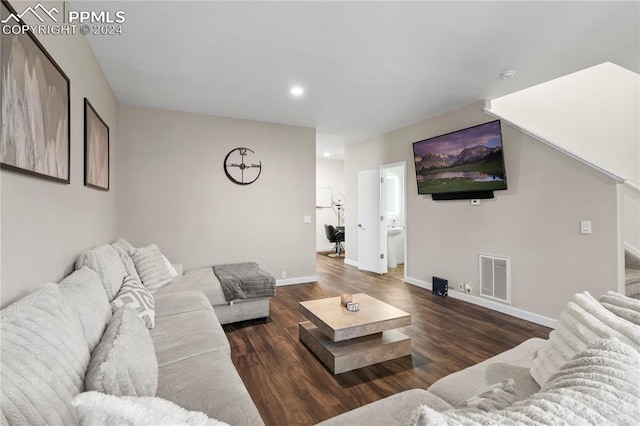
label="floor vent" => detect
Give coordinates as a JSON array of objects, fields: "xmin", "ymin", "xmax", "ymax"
[{"xmin": 479, "ymin": 254, "xmax": 511, "ymax": 304}]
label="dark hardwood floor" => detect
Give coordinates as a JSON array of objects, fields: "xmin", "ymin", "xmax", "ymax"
[{"xmin": 223, "ymin": 253, "xmax": 551, "ymax": 426}]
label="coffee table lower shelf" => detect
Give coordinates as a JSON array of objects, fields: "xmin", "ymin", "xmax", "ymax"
[{"xmin": 298, "ymin": 321, "xmax": 411, "ymax": 374}]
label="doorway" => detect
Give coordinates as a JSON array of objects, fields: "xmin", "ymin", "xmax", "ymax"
[
  {"xmin": 381, "ymin": 162, "xmax": 407, "ymax": 280},
  {"xmin": 356, "ymin": 162, "xmax": 407, "ymax": 278}
]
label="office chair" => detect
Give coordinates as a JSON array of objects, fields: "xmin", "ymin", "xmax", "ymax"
[{"xmin": 324, "ymin": 224, "xmax": 345, "ymax": 257}]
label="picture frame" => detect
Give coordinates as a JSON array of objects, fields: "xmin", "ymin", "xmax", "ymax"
[
  {"xmin": 84, "ymin": 98, "xmax": 109, "ymax": 191},
  {"xmin": 0, "ymin": 0, "xmax": 71, "ymax": 183}
]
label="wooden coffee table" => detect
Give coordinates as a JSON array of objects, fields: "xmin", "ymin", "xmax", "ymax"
[{"xmin": 298, "ymin": 293, "xmax": 411, "ymax": 374}]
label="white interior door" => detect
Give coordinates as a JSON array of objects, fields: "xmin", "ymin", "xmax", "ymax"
[{"xmin": 357, "ymin": 169, "xmax": 384, "ymax": 274}]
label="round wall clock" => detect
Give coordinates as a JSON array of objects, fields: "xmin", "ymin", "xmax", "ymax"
[{"xmin": 223, "ymin": 147, "xmax": 262, "ymax": 185}]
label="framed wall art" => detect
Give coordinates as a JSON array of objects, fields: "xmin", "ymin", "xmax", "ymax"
[
  {"xmin": 0, "ymin": 0, "xmax": 71, "ymax": 183},
  {"xmin": 84, "ymin": 98, "xmax": 109, "ymax": 191}
]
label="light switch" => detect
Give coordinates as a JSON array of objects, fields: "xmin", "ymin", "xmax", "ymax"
[
  {"xmin": 580, "ymin": 220, "xmax": 592, "ymax": 234},
  {"xmin": 304, "ymin": 215, "xmax": 312, "ymax": 224}
]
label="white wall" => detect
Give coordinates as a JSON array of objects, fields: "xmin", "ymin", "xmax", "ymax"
[
  {"xmin": 117, "ymin": 105, "xmax": 317, "ymax": 283},
  {"xmin": 345, "ymin": 101, "xmax": 619, "ymax": 322},
  {"xmin": 1, "ymin": 1, "xmax": 119, "ymax": 307},
  {"xmin": 489, "ymin": 62, "xmax": 640, "ymax": 249},
  {"xmin": 490, "ymin": 63, "xmax": 639, "ymax": 184},
  {"xmin": 316, "ymin": 159, "xmax": 344, "ymax": 251}
]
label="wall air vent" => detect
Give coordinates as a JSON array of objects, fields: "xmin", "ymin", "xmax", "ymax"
[{"xmin": 479, "ymin": 254, "xmax": 511, "ymax": 304}]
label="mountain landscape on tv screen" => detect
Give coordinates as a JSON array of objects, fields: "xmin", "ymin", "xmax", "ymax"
[
  {"xmin": 416, "ymin": 145, "xmax": 503, "ymax": 172},
  {"xmin": 414, "ymin": 143, "xmax": 507, "ymax": 194},
  {"xmin": 412, "ymin": 120, "xmax": 508, "ymax": 194}
]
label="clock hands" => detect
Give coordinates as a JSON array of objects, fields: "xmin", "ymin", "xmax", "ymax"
[{"xmin": 224, "ymin": 148, "xmax": 262, "ymax": 185}]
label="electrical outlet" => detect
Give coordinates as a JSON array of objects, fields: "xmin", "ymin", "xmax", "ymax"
[
  {"xmin": 465, "ymin": 283, "xmax": 472, "ymax": 294},
  {"xmin": 458, "ymin": 283, "xmax": 464, "ymax": 291},
  {"xmin": 281, "ymin": 271, "xmax": 287, "ymax": 279}
]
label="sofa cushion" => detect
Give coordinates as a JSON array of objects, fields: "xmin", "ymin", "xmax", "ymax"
[
  {"xmin": 316, "ymin": 389, "xmax": 452, "ymax": 425},
  {"xmin": 72, "ymin": 391, "xmax": 228, "ymax": 426},
  {"xmin": 58, "ymin": 266, "xmax": 112, "ymax": 352},
  {"xmin": 156, "ymin": 351, "xmax": 263, "ymax": 426},
  {"xmin": 150, "ymin": 308, "xmax": 230, "ymax": 367},
  {"xmin": 85, "ymin": 307, "xmax": 158, "ymax": 397},
  {"xmin": 111, "ymin": 275, "xmax": 155, "ymax": 329},
  {"xmin": 76, "ymin": 244, "xmax": 127, "ymax": 301},
  {"xmin": 129, "ymin": 244, "xmax": 173, "ymax": 292},
  {"xmin": 427, "ymin": 338, "xmax": 544, "ymax": 407},
  {"xmin": 154, "ymin": 290, "xmax": 213, "ymax": 318},
  {"xmin": 155, "ymin": 267, "xmax": 226, "ymax": 305},
  {"xmin": 530, "ymin": 291, "xmax": 640, "ymax": 387},
  {"xmin": 412, "ymin": 338, "xmax": 640, "ymax": 425},
  {"xmin": 1, "ymin": 283, "xmax": 90, "ymax": 425}
]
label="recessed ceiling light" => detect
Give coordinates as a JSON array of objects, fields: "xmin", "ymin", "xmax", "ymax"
[
  {"xmin": 500, "ymin": 70, "xmax": 516, "ymax": 79},
  {"xmin": 323, "ymin": 152, "xmax": 331, "ymax": 157},
  {"xmin": 290, "ymin": 86, "xmax": 304, "ymax": 96}
]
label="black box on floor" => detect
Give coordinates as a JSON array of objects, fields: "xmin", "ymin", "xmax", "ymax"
[{"xmin": 432, "ymin": 276, "xmax": 448, "ymax": 297}]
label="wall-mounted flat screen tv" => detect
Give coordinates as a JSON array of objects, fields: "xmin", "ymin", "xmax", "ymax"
[{"xmin": 412, "ymin": 120, "xmax": 507, "ymax": 196}]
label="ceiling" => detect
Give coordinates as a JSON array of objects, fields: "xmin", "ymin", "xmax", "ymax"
[{"xmin": 75, "ymin": 1, "xmax": 640, "ymax": 159}]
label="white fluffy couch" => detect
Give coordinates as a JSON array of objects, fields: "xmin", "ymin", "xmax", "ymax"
[
  {"xmin": 319, "ymin": 291, "xmax": 640, "ymax": 425},
  {"xmin": 1, "ymin": 239, "xmax": 265, "ymax": 425}
]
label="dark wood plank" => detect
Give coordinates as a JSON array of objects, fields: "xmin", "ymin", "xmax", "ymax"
[{"xmin": 223, "ymin": 253, "xmax": 551, "ymax": 426}]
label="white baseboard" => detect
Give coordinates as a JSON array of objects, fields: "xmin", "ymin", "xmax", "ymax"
[
  {"xmin": 404, "ymin": 276, "xmax": 557, "ymax": 329},
  {"xmin": 316, "ymin": 246, "xmax": 335, "ymax": 252},
  {"xmin": 276, "ymin": 275, "xmax": 318, "ymax": 286},
  {"xmin": 624, "ymin": 242, "xmax": 640, "ymax": 258},
  {"xmin": 404, "ymin": 276, "xmax": 430, "ymax": 290},
  {"xmin": 344, "ymin": 258, "xmax": 358, "ymax": 268}
]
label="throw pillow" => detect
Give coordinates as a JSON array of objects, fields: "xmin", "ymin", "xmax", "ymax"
[
  {"xmin": 162, "ymin": 254, "xmax": 179, "ymax": 277},
  {"xmin": 113, "ymin": 245, "xmax": 141, "ymax": 282},
  {"xmin": 110, "ymin": 275, "xmax": 155, "ymax": 329},
  {"xmin": 112, "ymin": 237, "xmax": 135, "ymax": 253},
  {"xmin": 85, "ymin": 307, "xmax": 158, "ymax": 397},
  {"xmin": 599, "ymin": 291, "xmax": 640, "ymax": 325},
  {"xmin": 129, "ymin": 244, "xmax": 173, "ymax": 292},
  {"xmin": 75, "ymin": 244, "xmax": 127, "ymax": 301},
  {"xmin": 529, "ymin": 291, "xmax": 640, "ymax": 387},
  {"xmin": 72, "ymin": 391, "xmax": 228, "ymax": 426},
  {"xmin": 411, "ymin": 338, "xmax": 640, "ymax": 426},
  {"xmin": 58, "ymin": 266, "xmax": 112, "ymax": 351},
  {"xmin": 1, "ymin": 283, "xmax": 90, "ymax": 425},
  {"xmin": 457, "ymin": 379, "xmax": 518, "ymax": 411}
]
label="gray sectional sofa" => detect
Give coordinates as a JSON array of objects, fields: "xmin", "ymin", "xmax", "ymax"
[
  {"xmin": 319, "ymin": 291, "xmax": 640, "ymax": 425},
  {"xmin": 2, "ymin": 236, "xmax": 638, "ymax": 425},
  {"xmin": 318, "ymin": 338, "xmax": 545, "ymax": 424},
  {"xmin": 1, "ymin": 239, "xmax": 264, "ymax": 425}
]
